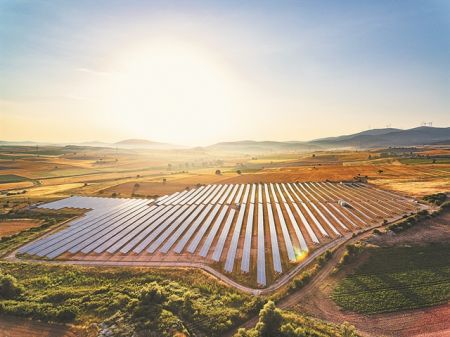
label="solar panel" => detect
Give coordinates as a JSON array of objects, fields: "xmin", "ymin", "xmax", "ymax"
[
  {"xmin": 305, "ymin": 183, "xmax": 327, "ymax": 202},
  {"xmin": 250, "ymin": 183, "xmax": 256, "ymax": 203},
  {"xmin": 199, "ymin": 205, "xmax": 228, "ymax": 257},
  {"xmin": 203, "ymin": 184, "xmax": 223, "ymax": 204},
  {"xmin": 187, "ymin": 185, "xmax": 212, "ymax": 205},
  {"xmin": 233, "ymin": 184, "xmax": 245, "ymax": 204},
  {"xmin": 241, "ymin": 186, "xmax": 255, "ymax": 272},
  {"xmin": 92, "ymin": 205, "xmax": 160, "ymax": 253},
  {"xmin": 336, "ymin": 184, "xmax": 391, "ymax": 217},
  {"xmin": 159, "ymin": 191, "xmax": 181, "ymax": 205},
  {"xmin": 343, "ymin": 184, "xmax": 404, "ymax": 217},
  {"xmin": 41, "ymin": 201, "xmax": 150, "ymax": 259},
  {"xmin": 118, "ymin": 205, "xmax": 177, "ymax": 253},
  {"xmin": 196, "ymin": 184, "xmax": 220, "ymax": 205},
  {"xmin": 270, "ymin": 184, "xmax": 295, "ymax": 262},
  {"xmin": 282, "ymin": 200, "xmax": 308, "ymax": 252},
  {"xmin": 147, "ymin": 204, "xmax": 197, "ymax": 253},
  {"xmin": 324, "ymin": 183, "xmax": 373, "ymax": 220},
  {"xmin": 176, "ymin": 186, "xmax": 204, "ymax": 205},
  {"xmin": 32, "ymin": 200, "xmax": 148, "ymax": 257},
  {"xmin": 20, "ymin": 199, "xmax": 138, "ymax": 254},
  {"xmin": 212, "ymin": 208, "xmax": 236, "ymax": 261},
  {"xmin": 132, "ymin": 205, "xmax": 189, "ymax": 253},
  {"xmin": 293, "ymin": 183, "xmax": 309, "ymax": 202},
  {"xmin": 309, "ymin": 202, "xmax": 341, "ymax": 236},
  {"xmin": 300, "ymin": 202, "xmax": 329, "ymax": 237},
  {"xmin": 224, "ymin": 203, "xmax": 247, "ymax": 272},
  {"xmin": 106, "ymin": 205, "xmax": 168, "ymax": 253},
  {"xmin": 298, "ymin": 183, "xmax": 317, "ymax": 202},
  {"xmin": 174, "ymin": 204, "xmax": 213, "ymax": 253},
  {"xmin": 160, "ymin": 204, "xmax": 206, "ymax": 253},
  {"xmin": 187, "ymin": 204, "xmax": 221, "ymax": 253},
  {"xmin": 328, "ymin": 203, "xmax": 359, "ymax": 228},
  {"xmin": 285, "ymin": 183, "xmax": 320, "ymax": 244},
  {"xmin": 275, "ymin": 183, "xmax": 287, "ymax": 203},
  {"xmin": 167, "ymin": 190, "xmax": 193, "ymax": 205},
  {"xmin": 256, "ymin": 201, "xmax": 266, "ymax": 285},
  {"xmin": 70, "ymin": 203, "xmax": 154, "ymax": 254},
  {"xmin": 218, "ymin": 185, "xmax": 233, "ymax": 205},
  {"xmin": 264, "ymin": 184, "xmax": 282, "ymax": 273},
  {"xmin": 226, "ymin": 184, "xmax": 240, "ymax": 204}
]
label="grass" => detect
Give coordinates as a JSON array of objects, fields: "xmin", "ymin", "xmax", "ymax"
[
  {"xmin": 234, "ymin": 301, "xmax": 358, "ymax": 337},
  {"xmin": 0, "ymin": 174, "xmax": 29, "ymax": 184},
  {"xmin": 332, "ymin": 243, "xmax": 450, "ymax": 314}
]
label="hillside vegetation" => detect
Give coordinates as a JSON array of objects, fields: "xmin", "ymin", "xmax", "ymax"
[{"xmin": 0, "ymin": 262, "xmax": 261, "ymax": 337}]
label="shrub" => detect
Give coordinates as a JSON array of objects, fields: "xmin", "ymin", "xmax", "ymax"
[
  {"xmin": 56, "ymin": 306, "xmax": 77, "ymax": 322},
  {"xmin": 423, "ymin": 193, "xmax": 447, "ymax": 205},
  {"xmin": 0, "ymin": 273, "xmax": 23, "ymax": 299}
]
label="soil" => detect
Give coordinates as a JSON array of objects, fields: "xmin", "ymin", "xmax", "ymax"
[
  {"xmin": 0, "ymin": 220, "xmax": 43, "ymax": 238},
  {"xmin": 0, "ymin": 315, "xmax": 86, "ymax": 337}
]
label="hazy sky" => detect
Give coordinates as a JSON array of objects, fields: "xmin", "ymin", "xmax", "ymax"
[{"xmin": 1, "ymin": 1, "xmax": 449, "ymax": 145}]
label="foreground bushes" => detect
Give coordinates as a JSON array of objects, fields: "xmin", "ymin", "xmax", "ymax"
[
  {"xmin": 423, "ymin": 193, "xmax": 447, "ymax": 205},
  {"xmin": 0, "ymin": 263, "xmax": 260, "ymax": 336},
  {"xmin": 235, "ymin": 301, "xmax": 359, "ymax": 337},
  {"xmin": 387, "ymin": 210, "xmax": 429, "ymax": 233},
  {"xmin": 0, "ymin": 273, "xmax": 23, "ymax": 299}
]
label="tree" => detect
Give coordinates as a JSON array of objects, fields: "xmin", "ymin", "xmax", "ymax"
[
  {"xmin": 162, "ymin": 178, "xmax": 167, "ymax": 184},
  {"xmin": 0, "ymin": 273, "xmax": 23, "ymax": 299},
  {"xmin": 255, "ymin": 301, "xmax": 283, "ymax": 337},
  {"xmin": 237, "ymin": 170, "xmax": 242, "ymax": 175},
  {"xmin": 341, "ymin": 321, "xmax": 358, "ymax": 337},
  {"xmin": 215, "ymin": 169, "xmax": 221, "ymax": 175}
]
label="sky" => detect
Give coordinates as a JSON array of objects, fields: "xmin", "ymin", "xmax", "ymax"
[{"xmin": 0, "ymin": 0, "xmax": 449, "ymax": 146}]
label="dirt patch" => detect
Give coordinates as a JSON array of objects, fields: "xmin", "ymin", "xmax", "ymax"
[
  {"xmin": 0, "ymin": 315, "xmax": 86, "ymax": 337},
  {"xmin": 367, "ymin": 211, "xmax": 450, "ymax": 247},
  {"xmin": 0, "ymin": 220, "xmax": 43, "ymax": 238}
]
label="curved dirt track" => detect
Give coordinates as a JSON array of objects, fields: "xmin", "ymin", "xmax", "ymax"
[{"xmin": 226, "ymin": 215, "xmax": 450, "ymax": 337}]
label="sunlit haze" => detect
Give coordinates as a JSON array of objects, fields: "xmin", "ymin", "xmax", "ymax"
[{"xmin": 1, "ymin": 1, "xmax": 449, "ymax": 145}]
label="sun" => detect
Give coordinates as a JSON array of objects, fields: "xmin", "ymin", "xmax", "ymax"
[{"xmin": 99, "ymin": 38, "xmax": 242, "ymax": 145}]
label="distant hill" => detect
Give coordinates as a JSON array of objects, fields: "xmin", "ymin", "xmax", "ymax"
[
  {"xmin": 312, "ymin": 128, "xmax": 402, "ymax": 143},
  {"xmin": 311, "ymin": 126, "xmax": 450, "ymax": 148},
  {"xmin": 1, "ymin": 127, "xmax": 449, "ymax": 152},
  {"xmin": 206, "ymin": 140, "xmax": 321, "ymax": 153},
  {"xmin": 114, "ymin": 139, "xmax": 183, "ymax": 150}
]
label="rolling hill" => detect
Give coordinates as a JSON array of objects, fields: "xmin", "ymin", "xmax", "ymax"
[{"xmin": 311, "ymin": 126, "xmax": 450, "ymax": 148}]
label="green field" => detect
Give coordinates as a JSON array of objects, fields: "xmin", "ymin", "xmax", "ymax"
[
  {"xmin": 332, "ymin": 244, "xmax": 450, "ymax": 314},
  {"xmin": 0, "ymin": 174, "xmax": 29, "ymax": 184},
  {"xmin": 399, "ymin": 157, "xmax": 450, "ymax": 165}
]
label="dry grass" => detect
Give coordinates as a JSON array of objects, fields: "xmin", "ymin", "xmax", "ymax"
[{"xmin": 0, "ymin": 219, "xmax": 43, "ymax": 237}]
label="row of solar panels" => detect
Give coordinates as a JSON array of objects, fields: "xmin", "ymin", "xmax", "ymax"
[{"xmin": 20, "ymin": 182, "xmax": 415, "ymax": 286}]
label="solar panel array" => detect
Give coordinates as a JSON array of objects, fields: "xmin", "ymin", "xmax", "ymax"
[{"xmin": 20, "ymin": 182, "xmax": 418, "ymax": 286}]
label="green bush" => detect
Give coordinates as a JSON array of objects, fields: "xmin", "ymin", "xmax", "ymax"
[
  {"xmin": 56, "ymin": 306, "xmax": 77, "ymax": 322},
  {"xmin": 423, "ymin": 193, "xmax": 447, "ymax": 205},
  {"xmin": 0, "ymin": 273, "xmax": 23, "ymax": 299}
]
